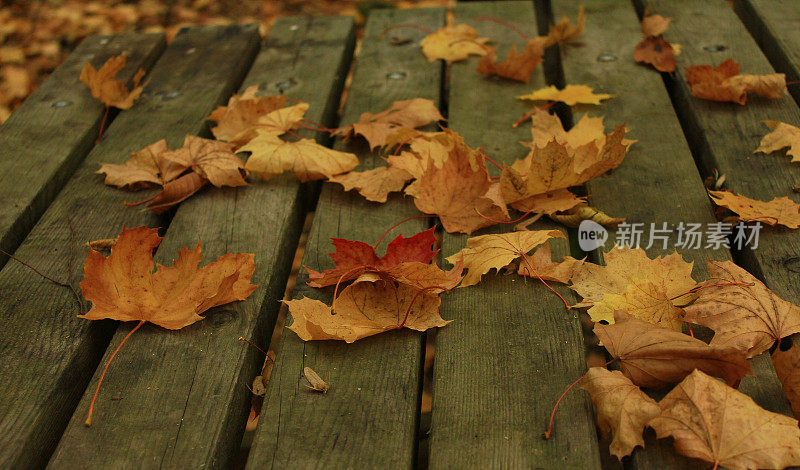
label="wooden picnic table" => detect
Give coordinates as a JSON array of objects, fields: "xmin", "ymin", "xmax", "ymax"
[{"xmin": 1, "ymin": 0, "xmax": 799, "ymax": 468}]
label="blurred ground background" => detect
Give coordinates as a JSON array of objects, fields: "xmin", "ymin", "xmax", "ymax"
[{"xmin": 0, "ymin": 0, "xmax": 451, "ymax": 124}]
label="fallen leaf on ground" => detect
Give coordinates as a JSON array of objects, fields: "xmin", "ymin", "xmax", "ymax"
[
  {"xmin": 207, "ymin": 86, "xmax": 308, "ymax": 144},
  {"xmin": 445, "ymin": 230, "xmax": 564, "ymax": 287},
  {"xmin": 634, "ymin": 36, "xmax": 676, "ymax": 72},
  {"xmin": 285, "ymin": 278, "xmax": 449, "ymax": 343},
  {"xmin": 685, "ymin": 58, "xmax": 786, "ymax": 104},
  {"xmin": 98, "ymin": 139, "xmax": 184, "ymax": 189},
  {"xmin": 517, "ymin": 84, "xmax": 613, "ymax": 106},
  {"xmin": 580, "ymin": 367, "xmax": 660, "ymax": 459},
  {"xmin": 548, "ymin": 203, "xmax": 625, "ymax": 227},
  {"xmin": 569, "ymin": 247, "xmax": 696, "ymax": 329},
  {"xmin": 161, "ymin": 135, "xmax": 247, "ymax": 187},
  {"xmin": 411, "ymin": 130, "xmax": 509, "ymax": 234},
  {"xmin": 650, "ymin": 370, "xmax": 800, "ymax": 470},
  {"xmin": 708, "ymin": 190, "xmax": 800, "ymax": 228},
  {"xmin": 754, "ymin": 120, "xmax": 800, "ymax": 162},
  {"xmin": 517, "ymin": 242, "xmax": 582, "ymax": 284},
  {"xmin": 306, "ymin": 227, "xmax": 437, "ymax": 288},
  {"xmin": 303, "ymin": 366, "xmax": 329, "ymax": 393},
  {"xmin": 594, "ymin": 311, "xmax": 752, "ymax": 388},
  {"xmin": 80, "ymin": 54, "xmax": 145, "ymax": 109},
  {"xmin": 772, "ymin": 335, "xmax": 800, "ymax": 418},
  {"xmin": 545, "ymin": 5, "xmax": 585, "ymax": 46},
  {"xmin": 421, "ymin": 24, "xmax": 489, "ymax": 63},
  {"xmin": 146, "ymin": 170, "xmax": 209, "ymax": 215},
  {"xmin": 640, "ymin": 12, "xmax": 671, "ymax": 37},
  {"xmin": 241, "ymin": 130, "xmax": 358, "ymax": 181},
  {"xmin": 329, "ymin": 166, "xmax": 413, "ymax": 203},
  {"xmin": 510, "ymin": 189, "xmax": 586, "ymax": 215},
  {"xmin": 335, "ymin": 98, "xmax": 444, "ymax": 150},
  {"xmin": 683, "ymin": 260, "xmax": 800, "ymax": 358},
  {"xmin": 476, "ymin": 39, "xmax": 544, "ymax": 82}
]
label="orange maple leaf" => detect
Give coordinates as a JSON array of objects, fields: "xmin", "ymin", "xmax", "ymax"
[
  {"xmin": 80, "ymin": 54, "xmax": 145, "ymax": 109},
  {"xmin": 335, "ymin": 98, "xmax": 444, "ymax": 150},
  {"xmin": 685, "ymin": 58, "xmax": 786, "ymax": 104}
]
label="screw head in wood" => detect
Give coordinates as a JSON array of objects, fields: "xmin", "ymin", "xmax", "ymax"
[
  {"xmin": 289, "ymin": 24, "xmax": 299, "ymax": 31},
  {"xmin": 386, "ymin": 71, "xmax": 407, "ymax": 80},
  {"xmin": 272, "ymin": 78, "xmax": 297, "ymax": 93},
  {"xmin": 597, "ymin": 53, "xmax": 617, "ymax": 62},
  {"xmin": 703, "ymin": 44, "xmax": 727, "ymax": 52},
  {"xmin": 52, "ymin": 100, "xmax": 73, "ymax": 108}
]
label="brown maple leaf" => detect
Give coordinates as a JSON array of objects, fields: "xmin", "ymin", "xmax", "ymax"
[
  {"xmin": 411, "ymin": 131, "xmax": 509, "ymax": 234},
  {"xmin": 569, "ymin": 247, "xmax": 697, "ymax": 329},
  {"xmin": 146, "ymin": 171, "xmax": 209, "ymax": 215},
  {"xmin": 685, "ymin": 58, "xmax": 786, "ymax": 104},
  {"xmin": 161, "ymin": 135, "xmax": 247, "ymax": 187},
  {"xmin": 420, "ymin": 24, "xmax": 489, "ymax": 63},
  {"xmin": 80, "ymin": 54, "xmax": 145, "ymax": 109},
  {"xmin": 79, "ymin": 226, "xmax": 257, "ymax": 425},
  {"xmin": 594, "ymin": 311, "xmax": 752, "ymax": 389},
  {"xmin": 285, "ymin": 277, "xmax": 450, "ymax": 343},
  {"xmin": 634, "ymin": 36, "xmax": 676, "ymax": 72},
  {"xmin": 97, "ymin": 139, "xmax": 185, "ymax": 189},
  {"xmin": 754, "ymin": 120, "xmax": 800, "ymax": 162},
  {"xmin": 547, "ymin": 203, "xmax": 625, "ymax": 227},
  {"xmin": 329, "ymin": 166, "xmax": 413, "ymax": 203},
  {"xmin": 509, "ymin": 189, "xmax": 586, "ymax": 215},
  {"xmin": 772, "ymin": 335, "xmax": 800, "ymax": 419},
  {"xmin": 580, "ymin": 367, "xmax": 660, "ymax": 459},
  {"xmin": 516, "ymin": 242, "xmax": 583, "ymax": 284},
  {"xmin": 683, "ymin": 260, "xmax": 800, "ymax": 358},
  {"xmin": 708, "ymin": 190, "xmax": 800, "ymax": 228},
  {"xmin": 207, "ymin": 86, "xmax": 308, "ymax": 144},
  {"xmin": 640, "ymin": 12, "xmax": 671, "ymax": 37},
  {"xmin": 650, "ymin": 369, "xmax": 800, "ymax": 470},
  {"xmin": 476, "ymin": 39, "xmax": 545, "ymax": 83},
  {"xmin": 335, "ymin": 98, "xmax": 444, "ymax": 150},
  {"xmin": 544, "ymin": 5, "xmax": 585, "ymax": 46},
  {"xmin": 240, "ymin": 130, "xmax": 358, "ymax": 182}
]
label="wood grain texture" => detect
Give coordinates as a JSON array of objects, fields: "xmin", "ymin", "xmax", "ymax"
[
  {"xmin": 427, "ymin": 2, "xmax": 602, "ymax": 468},
  {"xmin": 245, "ymin": 9, "xmax": 444, "ymax": 469},
  {"xmin": 0, "ymin": 33, "xmax": 164, "ymax": 269},
  {"xmin": 733, "ymin": 0, "xmax": 800, "ymax": 104},
  {"xmin": 0, "ymin": 25, "xmax": 260, "ymax": 470},
  {"xmin": 47, "ymin": 17, "xmax": 356, "ymax": 470}
]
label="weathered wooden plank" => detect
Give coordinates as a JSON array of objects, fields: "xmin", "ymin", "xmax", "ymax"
[
  {"xmin": 627, "ymin": 0, "xmax": 800, "ymax": 466},
  {"xmin": 549, "ymin": 1, "xmax": 791, "ymax": 468},
  {"xmin": 0, "ymin": 33, "xmax": 164, "ymax": 268},
  {"xmin": 733, "ymin": 0, "xmax": 800, "ymax": 105},
  {"xmin": 246, "ymin": 8, "xmax": 444, "ymax": 468},
  {"xmin": 48, "ymin": 17, "xmax": 356, "ymax": 469},
  {"xmin": 428, "ymin": 2, "xmax": 601, "ymax": 468},
  {"xmin": 0, "ymin": 25, "xmax": 260, "ymax": 470}
]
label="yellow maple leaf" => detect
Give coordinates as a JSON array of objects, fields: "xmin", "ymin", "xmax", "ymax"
[
  {"xmin": 421, "ymin": 24, "xmax": 489, "ymax": 63},
  {"xmin": 518, "ymin": 84, "xmax": 613, "ymax": 106},
  {"xmin": 754, "ymin": 120, "xmax": 800, "ymax": 162},
  {"xmin": 709, "ymin": 190, "xmax": 800, "ymax": 229}
]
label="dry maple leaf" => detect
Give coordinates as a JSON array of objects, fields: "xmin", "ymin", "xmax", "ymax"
[
  {"xmin": 335, "ymin": 98, "xmax": 444, "ymax": 150},
  {"xmin": 241, "ymin": 129, "xmax": 358, "ymax": 182},
  {"xmin": 683, "ymin": 260, "xmax": 800, "ymax": 358},
  {"xmin": 650, "ymin": 369, "xmax": 800, "ymax": 470},
  {"xmin": 476, "ymin": 39, "xmax": 545, "ymax": 83},
  {"xmin": 420, "ymin": 24, "xmax": 489, "ymax": 63},
  {"xmin": 545, "ymin": 5, "xmax": 585, "ymax": 46},
  {"xmin": 634, "ymin": 36, "xmax": 676, "ymax": 72},
  {"xmin": 754, "ymin": 120, "xmax": 800, "ymax": 162},
  {"xmin": 510, "ymin": 188, "xmax": 586, "ymax": 215},
  {"xmin": 517, "ymin": 84, "xmax": 613, "ymax": 106},
  {"xmin": 146, "ymin": 171, "xmax": 209, "ymax": 215},
  {"xmin": 411, "ymin": 131, "xmax": 509, "ymax": 234},
  {"xmin": 685, "ymin": 58, "xmax": 786, "ymax": 105},
  {"xmin": 79, "ymin": 226, "xmax": 257, "ymax": 425},
  {"xmin": 569, "ymin": 247, "xmax": 696, "ymax": 329},
  {"xmin": 80, "ymin": 54, "xmax": 145, "ymax": 109},
  {"xmin": 207, "ymin": 86, "xmax": 309, "ymax": 145},
  {"xmin": 329, "ymin": 166, "xmax": 413, "ymax": 203},
  {"xmin": 580, "ymin": 367, "xmax": 660, "ymax": 459},
  {"xmin": 285, "ymin": 278, "xmax": 449, "ymax": 343},
  {"xmin": 594, "ymin": 311, "xmax": 752, "ymax": 389},
  {"xmin": 306, "ymin": 227, "xmax": 437, "ymax": 288},
  {"xmin": 446, "ymin": 229, "xmax": 564, "ymax": 287},
  {"xmin": 772, "ymin": 336, "xmax": 800, "ymax": 418},
  {"xmin": 161, "ymin": 135, "xmax": 248, "ymax": 187},
  {"xmin": 640, "ymin": 12, "xmax": 671, "ymax": 37},
  {"xmin": 501, "ymin": 113, "xmax": 630, "ymax": 205},
  {"xmin": 548, "ymin": 203, "xmax": 625, "ymax": 227},
  {"xmin": 98, "ymin": 139, "xmax": 185, "ymax": 189},
  {"xmin": 516, "ymin": 242, "xmax": 582, "ymax": 284},
  {"xmin": 708, "ymin": 190, "xmax": 800, "ymax": 228}
]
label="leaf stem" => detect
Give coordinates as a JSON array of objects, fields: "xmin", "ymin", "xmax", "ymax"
[
  {"xmin": 96, "ymin": 106, "xmax": 109, "ymax": 142},
  {"xmin": 474, "ymin": 16, "xmax": 530, "ymax": 40},
  {"xmin": 85, "ymin": 320, "xmax": 145, "ymax": 426}
]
